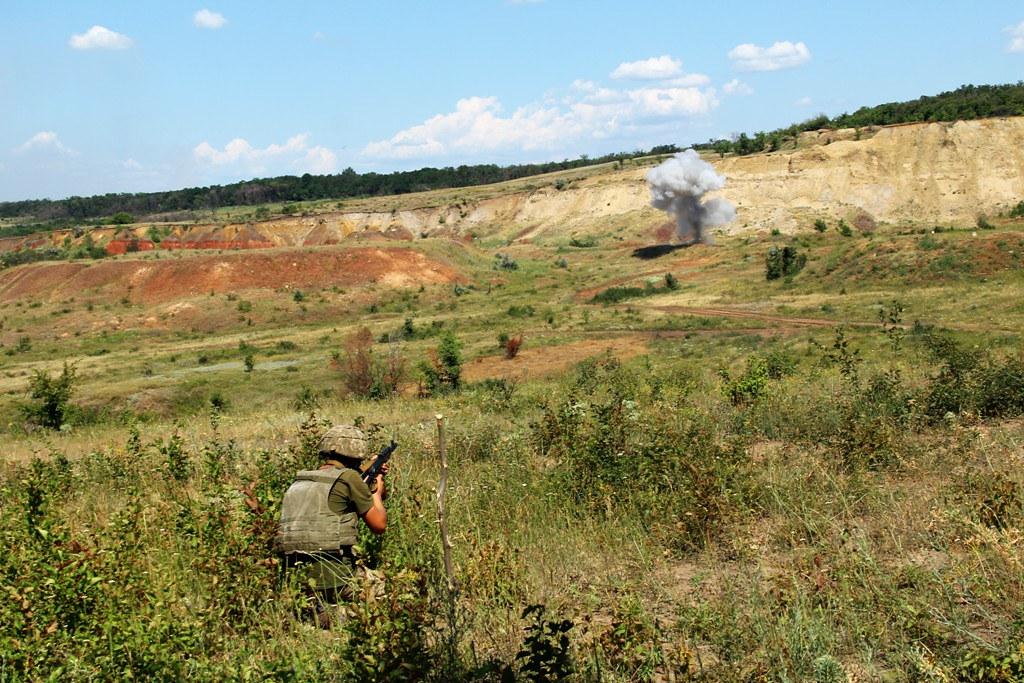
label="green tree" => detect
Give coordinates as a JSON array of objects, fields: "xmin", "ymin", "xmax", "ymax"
[
  {"xmin": 765, "ymin": 245, "xmax": 807, "ymax": 280},
  {"xmin": 21, "ymin": 362, "xmax": 77, "ymax": 429},
  {"xmin": 420, "ymin": 331, "xmax": 462, "ymax": 395}
]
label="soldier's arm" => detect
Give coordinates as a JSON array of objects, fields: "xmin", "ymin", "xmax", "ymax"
[{"xmin": 362, "ymin": 474, "xmax": 387, "ymax": 535}]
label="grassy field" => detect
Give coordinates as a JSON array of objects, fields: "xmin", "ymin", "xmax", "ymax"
[{"xmin": 1, "ymin": 179, "xmax": 1024, "ymax": 681}]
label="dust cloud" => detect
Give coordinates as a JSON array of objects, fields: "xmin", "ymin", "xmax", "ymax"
[{"xmin": 646, "ymin": 149, "xmax": 736, "ymax": 244}]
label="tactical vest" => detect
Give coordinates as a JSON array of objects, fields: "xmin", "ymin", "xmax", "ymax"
[{"xmin": 275, "ymin": 468, "xmax": 359, "ymax": 553}]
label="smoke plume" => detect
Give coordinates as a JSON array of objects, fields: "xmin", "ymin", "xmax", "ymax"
[{"xmin": 646, "ymin": 149, "xmax": 736, "ymax": 244}]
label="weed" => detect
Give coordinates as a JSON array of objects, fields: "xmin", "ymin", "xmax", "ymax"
[{"xmin": 512, "ymin": 605, "xmax": 575, "ymax": 682}]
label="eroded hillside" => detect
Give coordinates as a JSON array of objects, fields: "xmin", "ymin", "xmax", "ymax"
[{"xmin": 3, "ymin": 117, "xmax": 1024, "ymax": 257}]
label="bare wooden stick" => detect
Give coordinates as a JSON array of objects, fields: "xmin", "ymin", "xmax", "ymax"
[{"xmin": 436, "ymin": 414, "xmax": 457, "ymax": 592}]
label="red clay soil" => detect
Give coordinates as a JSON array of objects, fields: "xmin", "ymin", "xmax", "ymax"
[{"xmin": 0, "ymin": 247, "xmax": 460, "ymax": 304}]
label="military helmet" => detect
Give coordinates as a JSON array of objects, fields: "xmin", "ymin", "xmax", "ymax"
[{"xmin": 318, "ymin": 424, "xmax": 369, "ymax": 461}]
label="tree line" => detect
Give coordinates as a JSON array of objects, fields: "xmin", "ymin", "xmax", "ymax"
[
  {"xmin": 0, "ymin": 146, "xmax": 680, "ymax": 232},
  {"xmin": 694, "ymin": 82, "xmax": 1024, "ymax": 157}
]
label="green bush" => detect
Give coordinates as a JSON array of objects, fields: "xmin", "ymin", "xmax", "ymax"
[
  {"xmin": 20, "ymin": 362, "xmax": 77, "ymax": 429},
  {"xmin": 765, "ymin": 245, "xmax": 807, "ymax": 280},
  {"xmin": 494, "ymin": 253, "xmax": 519, "ymax": 270},
  {"xmin": 419, "ymin": 331, "xmax": 462, "ymax": 395},
  {"xmin": 568, "ymin": 235, "xmax": 598, "ymax": 248},
  {"xmin": 813, "ymin": 219, "xmax": 828, "ymax": 233}
]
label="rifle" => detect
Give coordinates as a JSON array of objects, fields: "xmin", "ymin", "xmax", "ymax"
[{"xmin": 362, "ymin": 440, "xmax": 398, "ymax": 491}]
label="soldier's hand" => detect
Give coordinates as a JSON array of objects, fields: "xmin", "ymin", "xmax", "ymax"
[{"xmin": 374, "ymin": 473, "xmax": 387, "ymax": 501}]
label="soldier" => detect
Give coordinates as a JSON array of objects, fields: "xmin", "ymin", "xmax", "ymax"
[{"xmin": 276, "ymin": 424, "xmax": 388, "ymax": 628}]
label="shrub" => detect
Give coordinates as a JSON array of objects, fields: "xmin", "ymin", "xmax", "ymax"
[
  {"xmin": 419, "ymin": 331, "xmax": 462, "ymax": 395},
  {"xmin": 569, "ymin": 235, "xmax": 598, "ymax": 248},
  {"xmin": 21, "ymin": 362, "xmax": 78, "ymax": 429},
  {"xmin": 512, "ymin": 605, "xmax": 575, "ymax": 682},
  {"xmin": 765, "ymin": 245, "xmax": 807, "ymax": 280},
  {"xmin": 337, "ymin": 327, "xmax": 406, "ymax": 399},
  {"xmin": 976, "ymin": 214, "xmax": 994, "ymax": 230},
  {"xmin": 292, "ymin": 290, "xmax": 305, "ymax": 302},
  {"xmin": 110, "ymin": 212, "xmax": 134, "ymax": 225},
  {"xmin": 243, "ymin": 353, "xmax": 255, "ymax": 373},
  {"xmin": 494, "ymin": 253, "xmax": 519, "ymax": 270},
  {"xmin": 505, "ymin": 334, "xmax": 523, "ymax": 359},
  {"xmin": 293, "ymin": 385, "xmax": 322, "ymax": 411},
  {"xmin": 1009, "ymin": 200, "xmax": 1024, "ymax": 219},
  {"xmin": 837, "ymin": 219, "xmax": 853, "ymax": 237},
  {"xmin": 813, "ymin": 219, "xmax": 828, "ymax": 233},
  {"xmin": 664, "ymin": 272, "xmax": 680, "ymax": 290}
]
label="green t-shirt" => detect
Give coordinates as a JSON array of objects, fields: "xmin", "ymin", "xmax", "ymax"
[{"xmin": 328, "ymin": 467, "xmax": 373, "ymax": 517}]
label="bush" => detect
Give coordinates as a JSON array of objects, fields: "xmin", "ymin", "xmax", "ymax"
[
  {"xmin": 337, "ymin": 327, "xmax": 406, "ymax": 399},
  {"xmin": 813, "ymin": 219, "xmax": 828, "ymax": 233},
  {"xmin": 976, "ymin": 214, "xmax": 994, "ymax": 230},
  {"xmin": 494, "ymin": 253, "xmax": 518, "ymax": 271},
  {"xmin": 419, "ymin": 331, "xmax": 462, "ymax": 396},
  {"xmin": 837, "ymin": 219, "xmax": 853, "ymax": 237},
  {"xmin": 765, "ymin": 245, "xmax": 807, "ymax": 280},
  {"xmin": 664, "ymin": 272, "xmax": 680, "ymax": 290},
  {"xmin": 110, "ymin": 212, "xmax": 135, "ymax": 225},
  {"xmin": 569, "ymin": 235, "xmax": 598, "ymax": 248},
  {"xmin": 21, "ymin": 362, "xmax": 78, "ymax": 429},
  {"xmin": 505, "ymin": 334, "xmax": 523, "ymax": 359},
  {"xmin": 1009, "ymin": 200, "xmax": 1024, "ymax": 219}
]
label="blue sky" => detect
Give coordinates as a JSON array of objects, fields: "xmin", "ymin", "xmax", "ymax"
[{"xmin": 2, "ymin": 1, "xmax": 1023, "ymax": 202}]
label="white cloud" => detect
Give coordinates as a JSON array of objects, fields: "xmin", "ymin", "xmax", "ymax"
[
  {"xmin": 15, "ymin": 131, "xmax": 74, "ymax": 155},
  {"xmin": 626, "ymin": 87, "xmax": 718, "ymax": 117},
  {"xmin": 193, "ymin": 133, "xmax": 337, "ymax": 174},
  {"xmin": 69, "ymin": 25, "xmax": 134, "ymax": 50},
  {"xmin": 795, "ymin": 96, "xmax": 813, "ymax": 106},
  {"xmin": 304, "ymin": 146, "xmax": 338, "ymax": 174},
  {"xmin": 362, "ymin": 83, "xmax": 719, "ymax": 161},
  {"xmin": 123, "ymin": 158, "xmax": 143, "ymax": 170},
  {"xmin": 723, "ymin": 79, "xmax": 753, "ymax": 96},
  {"xmin": 193, "ymin": 9, "xmax": 227, "ymax": 29},
  {"xmin": 663, "ymin": 73, "xmax": 711, "ymax": 87},
  {"xmin": 728, "ymin": 41, "xmax": 811, "ymax": 71},
  {"xmin": 1006, "ymin": 21, "xmax": 1024, "ymax": 53},
  {"xmin": 611, "ymin": 55, "xmax": 683, "ymax": 80}
]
